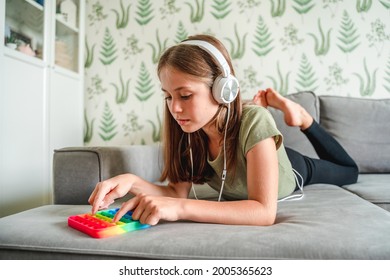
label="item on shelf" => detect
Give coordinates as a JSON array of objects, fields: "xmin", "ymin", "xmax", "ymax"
[
  {"xmin": 5, "ymin": 35, "xmax": 18, "ymax": 50},
  {"xmin": 17, "ymin": 44, "xmax": 36, "ymax": 57},
  {"xmin": 35, "ymin": 43, "xmax": 43, "ymax": 59},
  {"xmin": 4, "ymin": 24, "xmax": 18, "ymax": 49},
  {"xmin": 6, "ymin": 43, "xmax": 18, "ymax": 50},
  {"xmin": 58, "ymin": 0, "xmax": 77, "ymax": 29},
  {"xmin": 55, "ymin": 40, "xmax": 73, "ymax": 69},
  {"xmin": 9, "ymin": 29, "xmax": 32, "ymax": 47}
]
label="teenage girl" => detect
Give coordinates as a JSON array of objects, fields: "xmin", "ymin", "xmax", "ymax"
[{"xmin": 89, "ymin": 34, "xmax": 358, "ymax": 226}]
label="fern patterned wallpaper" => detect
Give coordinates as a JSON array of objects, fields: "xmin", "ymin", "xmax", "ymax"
[{"xmin": 84, "ymin": 0, "xmax": 390, "ymax": 146}]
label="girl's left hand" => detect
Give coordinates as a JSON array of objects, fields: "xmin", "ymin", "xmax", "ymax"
[{"xmin": 113, "ymin": 194, "xmax": 184, "ymax": 225}]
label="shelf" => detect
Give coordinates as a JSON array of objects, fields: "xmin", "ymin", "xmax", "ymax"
[
  {"xmin": 4, "ymin": 0, "xmax": 82, "ymax": 73},
  {"xmin": 5, "ymin": 0, "xmax": 45, "ymax": 60},
  {"xmin": 53, "ymin": 64, "xmax": 81, "ymax": 80},
  {"xmin": 3, "ymin": 43, "xmax": 45, "ymax": 68},
  {"xmin": 24, "ymin": 0, "xmax": 44, "ymax": 11},
  {"xmin": 54, "ymin": 1, "xmax": 80, "ymax": 73},
  {"xmin": 6, "ymin": 0, "xmax": 44, "ymax": 27},
  {"xmin": 56, "ymin": 14, "xmax": 79, "ymax": 34}
]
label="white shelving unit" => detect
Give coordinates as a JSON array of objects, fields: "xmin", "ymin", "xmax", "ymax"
[{"xmin": 0, "ymin": 0, "xmax": 85, "ymax": 218}]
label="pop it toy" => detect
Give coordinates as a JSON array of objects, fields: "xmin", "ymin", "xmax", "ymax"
[{"xmin": 68, "ymin": 208, "xmax": 150, "ymax": 238}]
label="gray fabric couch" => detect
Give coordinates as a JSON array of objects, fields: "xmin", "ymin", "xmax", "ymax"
[{"xmin": 1, "ymin": 91, "xmax": 390, "ymax": 259}]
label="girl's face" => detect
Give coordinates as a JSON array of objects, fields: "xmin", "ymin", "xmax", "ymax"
[{"xmin": 160, "ymin": 66, "xmax": 220, "ymax": 135}]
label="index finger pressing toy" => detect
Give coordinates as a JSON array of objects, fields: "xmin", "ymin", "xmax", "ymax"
[{"xmin": 68, "ymin": 208, "xmax": 150, "ymax": 238}]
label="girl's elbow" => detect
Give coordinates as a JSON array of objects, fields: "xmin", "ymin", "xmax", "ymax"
[
  {"xmin": 263, "ymin": 212, "xmax": 277, "ymax": 226},
  {"xmin": 253, "ymin": 207, "xmax": 277, "ymax": 226},
  {"xmin": 263, "ymin": 202, "xmax": 277, "ymax": 226}
]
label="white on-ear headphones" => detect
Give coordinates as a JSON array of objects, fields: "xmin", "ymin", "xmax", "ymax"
[{"xmin": 180, "ymin": 40, "xmax": 240, "ymax": 104}]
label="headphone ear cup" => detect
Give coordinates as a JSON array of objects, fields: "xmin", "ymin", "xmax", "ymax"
[{"xmin": 212, "ymin": 75, "xmax": 240, "ymax": 104}]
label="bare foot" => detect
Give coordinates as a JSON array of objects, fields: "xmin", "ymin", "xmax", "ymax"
[
  {"xmin": 253, "ymin": 90, "xmax": 269, "ymax": 107},
  {"xmin": 253, "ymin": 88, "xmax": 313, "ymax": 130}
]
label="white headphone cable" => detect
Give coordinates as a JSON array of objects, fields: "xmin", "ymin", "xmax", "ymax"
[
  {"xmin": 188, "ymin": 134, "xmax": 198, "ymax": 200},
  {"xmin": 188, "ymin": 104, "xmax": 231, "ymax": 202},
  {"xmin": 278, "ymin": 168, "xmax": 304, "ymax": 202},
  {"xmin": 218, "ymin": 103, "xmax": 230, "ymax": 202}
]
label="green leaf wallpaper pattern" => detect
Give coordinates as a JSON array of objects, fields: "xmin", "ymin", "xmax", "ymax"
[
  {"xmin": 111, "ymin": 0, "xmax": 131, "ymax": 29},
  {"xmin": 211, "ymin": 0, "xmax": 232, "ymax": 20},
  {"xmin": 135, "ymin": 62, "xmax": 154, "ymax": 102},
  {"xmin": 88, "ymin": 1, "xmax": 108, "ymax": 27},
  {"xmin": 135, "ymin": 0, "xmax": 154, "ymax": 26},
  {"xmin": 280, "ymin": 23, "xmax": 304, "ymax": 59},
  {"xmin": 84, "ymin": 38, "xmax": 95, "ymax": 68},
  {"xmin": 99, "ymin": 102, "xmax": 118, "ymax": 141},
  {"xmin": 323, "ymin": 0, "xmax": 343, "ymax": 18},
  {"xmin": 295, "ymin": 54, "xmax": 318, "ymax": 92},
  {"xmin": 267, "ymin": 61, "xmax": 291, "ymax": 96},
  {"xmin": 123, "ymin": 110, "xmax": 144, "ymax": 143},
  {"xmin": 366, "ymin": 18, "xmax": 390, "ymax": 57},
  {"xmin": 270, "ymin": 0, "xmax": 286, "ymax": 17},
  {"xmin": 353, "ymin": 58, "xmax": 378, "ymax": 97},
  {"xmin": 239, "ymin": 66, "xmax": 263, "ymax": 95},
  {"xmin": 324, "ymin": 62, "xmax": 349, "ymax": 92},
  {"xmin": 84, "ymin": 109, "xmax": 95, "ymax": 144},
  {"xmin": 111, "ymin": 69, "xmax": 130, "ymax": 104},
  {"xmin": 84, "ymin": 0, "xmax": 390, "ymax": 146},
  {"xmin": 175, "ymin": 21, "xmax": 189, "ymax": 43},
  {"xmin": 186, "ymin": 0, "xmax": 206, "ymax": 23},
  {"xmin": 379, "ymin": 0, "xmax": 390, "ymax": 9},
  {"xmin": 252, "ymin": 16, "xmax": 274, "ymax": 58},
  {"xmin": 99, "ymin": 28, "xmax": 118, "ymax": 65},
  {"xmin": 87, "ymin": 74, "xmax": 107, "ymax": 101},
  {"xmin": 337, "ymin": 11, "xmax": 360, "ymax": 54},
  {"xmin": 160, "ymin": 0, "xmax": 181, "ymax": 27},
  {"xmin": 224, "ymin": 24, "xmax": 247, "ymax": 59},
  {"xmin": 292, "ymin": 0, "xmax": 316, "ymax": 15},
  {"xmin": 147, "ymin": 107, "xmax": 162, "ymax": 143},
  {"xmin": 356, "ymin": 0, "xmax": 372, "ymax": 13},
  {"xmin": 385, "ymin": 54, "xmax": 390, "ymax": 93},
  {"xmin": 147, "ymin": 30, "xmax": 169, "ymax": 64},
  {"xmin": 237, "ymin": 0, "xmax": 261, "ymax": 20},
  {"xmin": 307, "ymin": 19, "xmax": 332, "ymax": 56}
]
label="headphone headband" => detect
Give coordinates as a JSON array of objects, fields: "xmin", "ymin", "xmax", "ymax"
[{"xmin": 180, "ymin": 40, "xmax": 231, "ymax": 77}]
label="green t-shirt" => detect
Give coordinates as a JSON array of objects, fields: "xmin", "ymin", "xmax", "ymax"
[{"xmin": 207, "ymin": 105, "xmax": 296, "ymax": 200}]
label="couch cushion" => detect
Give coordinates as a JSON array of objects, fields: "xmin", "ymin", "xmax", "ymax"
[
  {"xmin": 319, "ymin": 96, "xmax": 390, "ymax": 173},
  {"xmin": 343, "ymin": 174, "xmax": 390, "ymax": 211},
  {"xmin": 1, "ymin": 185, "xmax": 390, "ymax": 260},
  {"xmin": 268, "ymin": 91, "xmax": 320, "ymax": 159}
]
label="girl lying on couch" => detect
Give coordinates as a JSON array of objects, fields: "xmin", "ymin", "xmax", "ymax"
[{"xmin": 89, "ymin": 34, "xmax": 358, "ymax": 226}]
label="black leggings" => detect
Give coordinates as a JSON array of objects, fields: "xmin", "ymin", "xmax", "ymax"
[{"xmin": 286, "ymin": 121, "xmax": 359, "ymax": 187}]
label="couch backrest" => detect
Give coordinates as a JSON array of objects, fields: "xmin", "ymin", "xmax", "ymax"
[{"xmin": 319, "ymin": 95, "xmax": 390, "ymax": 173}]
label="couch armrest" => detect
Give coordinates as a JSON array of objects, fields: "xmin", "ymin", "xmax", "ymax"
[{"xmin": 53, "ymin": 145, "xmax": 163, "ymax": 204}]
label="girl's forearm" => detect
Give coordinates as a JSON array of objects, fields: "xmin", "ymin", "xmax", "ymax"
[{"xmin": 180, "ymin": 199, "xmax": 276, "ymax": 226}]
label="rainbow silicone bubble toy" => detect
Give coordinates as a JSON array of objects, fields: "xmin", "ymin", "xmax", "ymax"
[{"xmin": 68, "ymin": 208, "xmax": 150, "ymax": 238}]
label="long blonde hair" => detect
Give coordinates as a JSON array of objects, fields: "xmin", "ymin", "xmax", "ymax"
[{"xmin": 158, "ymin": 34, "xmax": 242, "ymax": 184}]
